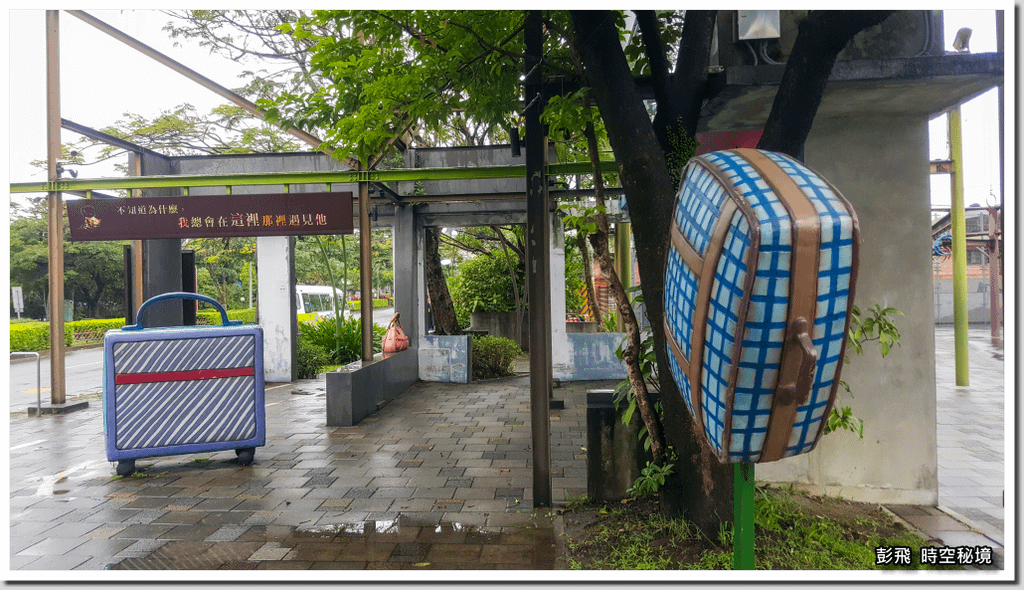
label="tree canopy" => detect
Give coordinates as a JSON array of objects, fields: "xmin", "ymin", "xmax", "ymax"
[{"xmin": 241, "ymin": 8, "xmax": 896, "ymax": 533}]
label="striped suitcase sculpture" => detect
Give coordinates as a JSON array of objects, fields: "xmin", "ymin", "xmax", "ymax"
[
  {"xmin": 103, "ymin": 293, "xmax": 265, "ymax": 475},
  {"xmin": 663, "ymin": 149, "xmax": 859, "ymax": 464}
]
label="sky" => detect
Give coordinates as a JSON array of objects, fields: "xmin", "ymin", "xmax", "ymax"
[{"xmin": 3, "ymin": 8, "xmax": 1012, "ymax": 211}]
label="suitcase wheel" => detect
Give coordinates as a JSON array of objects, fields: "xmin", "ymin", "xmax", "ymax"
[
  {"xmin": 235, "ymin": 448, "xmax": 255, "ymax": 466},
  {"xmin": 116, "ymin": 459, "xmax": 136, "ymax": 477}
]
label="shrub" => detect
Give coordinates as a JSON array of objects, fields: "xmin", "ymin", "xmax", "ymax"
[
  {"xmin": 296, "ymin": 338, "xmax": 331, "ymax": 379},
  {"xmin": 299, "ymin": 316, "xmax": 386, "ymax": 365},
  {"xmin": 449, "ymin": 252, "xmax": 524, "ymax": 327},
  {"xmin": 10, "ymin": 322, "xmax": 72, "ymax": 352},
  {"xmin": 196, "ymin": 308, "xmax": 256, "ymax": 325},
  {"xmin": 348, "ymin": 298, "xmax": 391, "ymax": 311},
  {"xmin": 70, "ymin": 318, "xmax": 127, "ymax": 345},
  {"xmin": 472, "ymin": 335, "xmax": 521, "ymax": 380}
]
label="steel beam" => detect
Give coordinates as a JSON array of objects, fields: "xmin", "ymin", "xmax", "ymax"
[
  {"xmin": 61, "ymin": 118, "xmax": 167, "ymax": 160},
  {"xmin": 45, "ymin": 10, "xmax": 66, "ymax": 406},
  {"xmin": 65, "ymin": 10, "xmax": 349, "ymax": 167},
  {"xmin": 359, "ymin": 166, "xmax": 374, "ymax": 362},
  {"xmin": 10, "ymin": 162, "xmax": 619, "ymax": 194}
]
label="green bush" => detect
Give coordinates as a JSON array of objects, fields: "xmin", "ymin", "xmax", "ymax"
[
  {"xmin": 296, "ymin": 338, "xmax": 331, "ymax": 379},
  {"xmin": 449, "ymin": 252, "xmax": 525, "ymax": 328},
  {"xmin": 70, "ymin": 318, "xmax": 128, "ymax": 345},
  {"xmin": 196, "ymin": 308, "xmax": 256, "ymax": 325},
  {"xmin": 472, "ymin": 335, "xmax": 521, "ymax": 380},
  {"xmin": 299, "ymin": 316, "xmax": 386, "ymax": 365},
  {"xmin": 10, "ymin": 322, "xmax": 73, "ymax": 352},
  {"xmin": 347, "ymin": 298, "xmax": 391, "ymax": 311}
]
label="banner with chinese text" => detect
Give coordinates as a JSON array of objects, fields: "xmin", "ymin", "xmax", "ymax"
[{"xmin": 67, "ymin": 192, "xmax": 353, "ymax": 241}]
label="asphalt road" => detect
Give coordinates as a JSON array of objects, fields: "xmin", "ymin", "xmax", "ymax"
[
  {"xmin": 8, "ymin": 307, "xmax": 399, "ymax": 414},
  {"xmin": 9, "ymin": 348, "xmax": 104, "ymax": 414}
]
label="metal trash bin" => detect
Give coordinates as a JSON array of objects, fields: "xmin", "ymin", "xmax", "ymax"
[{"xmin": 103, "ymin": 292, "xmax": 265, "ymax": 475}]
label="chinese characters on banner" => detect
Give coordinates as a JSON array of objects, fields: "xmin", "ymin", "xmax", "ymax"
[{"xmin": 66, "ymin": 192, "xmax": 353, "ymax": 241}]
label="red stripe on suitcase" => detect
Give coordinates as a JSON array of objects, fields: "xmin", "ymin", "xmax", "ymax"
[{"xmin": 115, "ymin": 366, "xmax": 255, "ymax": 385}]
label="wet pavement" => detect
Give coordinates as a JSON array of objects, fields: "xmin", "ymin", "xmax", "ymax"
[
  {"xmin": 7, "ymin": 326, "xmax": 1009, "ymax": 575},
  {"xmin": 8, "ymin": 374, "xmax": 588, "ymax": 573}
]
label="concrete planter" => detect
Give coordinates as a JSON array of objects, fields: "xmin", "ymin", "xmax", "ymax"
[
  {"xmin": 469, "ymin": 311, "xmax": 528, "ymax": 351},
  {"xmin": 325, "ymin": 348, "xmax": 418, "ymax": 426},
  {"xmin": 586, "ymin": 389, "xmax": 650, "ymax": 501}
]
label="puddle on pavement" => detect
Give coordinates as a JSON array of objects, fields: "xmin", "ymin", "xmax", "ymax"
[{"xmin": 109, "ymin": 516, "xmax": 557, "ymax": 570}]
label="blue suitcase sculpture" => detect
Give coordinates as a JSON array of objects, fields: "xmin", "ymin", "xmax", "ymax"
[
  {"xmin": 664, "ymin": 149, "xmax": 859, "ymax": 463},
  {"xmin": 103, "ymin": 293, "xmax": 265, "ymax": 475}
]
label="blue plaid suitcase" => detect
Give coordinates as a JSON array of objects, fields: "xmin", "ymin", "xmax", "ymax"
[
  {"xmin": 103, "ymin": 293, "xmax": 265, "ymax": 475},
  {"xmin": 664, "ymin": 149, "xmax": 859, "ymax": 463}
]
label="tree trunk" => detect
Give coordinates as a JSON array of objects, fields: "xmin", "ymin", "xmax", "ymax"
[
  {"xmin": 757, "ymin": 11, "xmax": 893, "ymax": 156},
  {"xmin": 571, "ymin": 9, "xmax": 732, "ymax": 536},
  {"xmin": 583, "ymin": 117, "xmax": 666, "ymax": 465},
  {"xmin": 424, "ymin": 227, "xmax": 460, "ymax": 335}
]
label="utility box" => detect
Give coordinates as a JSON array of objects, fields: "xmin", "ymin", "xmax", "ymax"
[{"xmin": 737, "ymin": 10, "xmax": 781, "ymax": 41}]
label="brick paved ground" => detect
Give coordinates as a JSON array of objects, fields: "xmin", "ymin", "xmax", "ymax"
[{"xmin": 9, "ymin": 375, "xmax": 605, "ymax": 572}]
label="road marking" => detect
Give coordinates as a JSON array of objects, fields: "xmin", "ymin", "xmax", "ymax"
[
  {"xmin": 35, "ymin": 460, "xmax": 101, "ymax": 496},
  {"xmin": 68, "ymin": 361, "xmax": 102, "ymax": 368},
  {"xmin": 11, "ymin": 439, "xmax": 48, "ymax": 451}
]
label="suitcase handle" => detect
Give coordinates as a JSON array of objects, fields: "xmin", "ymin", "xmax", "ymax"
[{"xmin": 123, "ymin": 292, "xmax": 240, "ymax": 331}]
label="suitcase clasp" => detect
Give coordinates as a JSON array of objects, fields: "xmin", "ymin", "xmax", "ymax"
[{"xmin": 777, "ymin": 317, "xmax": 817, "ymax": 406}]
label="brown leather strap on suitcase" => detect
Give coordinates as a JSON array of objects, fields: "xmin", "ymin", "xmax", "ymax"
[
  {"xmin": 673, "ymin": 160, "xmax": 745, "ymax": 434},
  {"xmin": 736, "ymin": 149, "xmax": 822, "ymax": 462}
]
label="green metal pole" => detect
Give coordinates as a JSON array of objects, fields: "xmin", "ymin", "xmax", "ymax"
[
  {"xmin": 734, "ymin": 463, "xmax": 755, "ymax": 569},
  {"xmin": 949, "ymin": 106, "xmax": 970, "ymax": 386},
  {"xmin": 614, "ymin": 222, "xmax": 631, "ymax": 331}
]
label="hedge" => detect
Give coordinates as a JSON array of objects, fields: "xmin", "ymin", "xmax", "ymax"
[
  {"xmin": 10, "ymin": 323, "xmax": 73, "ymax": 352},
  {"xmin": 348, "ymin": 298, "xmax": 391, "ymax": 311},
  {"xmin": 196, "ymin": 308, "xmax": 256, "ymax": 325},
  {"xmin": 10, "ymin": 309, "xmax": 258, "ymax": 351}
]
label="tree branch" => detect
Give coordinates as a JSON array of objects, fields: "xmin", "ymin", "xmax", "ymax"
[{"xmin": 758, "ymin": 10, "xmax": 894, "ymax": 157}]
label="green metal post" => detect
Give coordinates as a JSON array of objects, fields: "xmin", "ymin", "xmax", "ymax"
[
  {"xmin": 734, "ymin": 462, "xmax": 755, "ymax": 569},
  {"xmin": 949, "ymin": 106, "xmax": 969, "ymax": 386},
  {"xmin": 614, "ymin": 222, "xmax": 631, "ymax": 331}
]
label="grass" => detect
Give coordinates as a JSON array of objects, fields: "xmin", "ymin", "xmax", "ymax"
[{"xmin": 560, "ymin": 487, "xmax": 962, "ymax": 570}]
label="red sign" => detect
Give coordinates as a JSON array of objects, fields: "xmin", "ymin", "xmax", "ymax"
[
  {"xmin": 67, "ymin": 192, "xmax": 353, "ymax": 241},
  {"xmin": 694, "ymin": 130, "xmax": 763, "ymax": 155}
]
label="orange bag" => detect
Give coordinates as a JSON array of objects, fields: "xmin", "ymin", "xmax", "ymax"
[{"xmin": 382, "ymin": 313, "xmax": 409, "ymax": 353}]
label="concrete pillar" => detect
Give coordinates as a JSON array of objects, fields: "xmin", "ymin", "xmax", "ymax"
[
  {"xmin": 134, "ymin": 153, "xmax": 182, "ymax": 328},
  {"xmin": 394, "ymin": 205, "xmax": 422, "ymax": 347},
  {"xmin": 550, "ymin": 213, "xmax": 572, "ymax": 379},
  {"xmin": 757, "ymin": 115, "xmax": 938, "ymax": 504},
  {"xmin": 257, "ymin": 236, "xmax": 297, "ymax": 382}
]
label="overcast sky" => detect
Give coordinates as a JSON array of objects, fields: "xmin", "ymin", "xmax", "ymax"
[{"xmin": 4, "ymin": 9, "xmax": 1010, "ymax": 210}]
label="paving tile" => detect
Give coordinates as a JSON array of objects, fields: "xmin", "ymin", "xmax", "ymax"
[
  {"xmin": 388, "ymin": 542, "xmax": 430, "ymax": 563},
  {"xmin": 17, "ymin": 554, "xmax": 91, "ymax": 570},
  {"xmin": 65, "ymin": 538, "xmax": 137, "ymax": 556},
  {"xmin": 478, "ymin": 544, "xmax": 533, "ymax": 565},
  {"xmin": 112, "ymin": 523, "xmax": 179, "ymax": 540}
]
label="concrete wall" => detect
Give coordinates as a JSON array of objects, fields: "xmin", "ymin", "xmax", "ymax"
[
  {"xmin": 756, "ymin": 115, "xmax": 938, "ymax": 504},
  {"xmin": 934, "ymin": 278, "xmax": 996, "ymax": 324},
  {"xmin": 556, "ymin": 333, "xmax": 629, "ymax": 381},
  {"xmin": 419, "ymin": 335, "xmax": 471, "ymax": 383}
]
